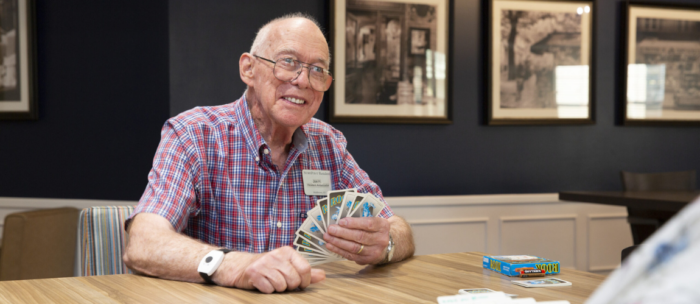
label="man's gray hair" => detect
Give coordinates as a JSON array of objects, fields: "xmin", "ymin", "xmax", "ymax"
[{"xmin": 249, "ymin": 12, "xmax": 328, "ymax": 63}]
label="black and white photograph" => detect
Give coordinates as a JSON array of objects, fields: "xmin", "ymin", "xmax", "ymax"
[
  {"xmin": 409, "ymin": 27, "xmax": 430, "ymax": 55},
  {"xmin": 331, "ymin": 0, "xmax": 450, "ymax": 124},
  {"xmin": 0, "ymin": 0, "xmax": 36, "ymax": 120},
  {"xmin": 624, "ymin": 4, "xmax": 700, "ymax": 125},
  {"xmin": 489, "ymin": 0, "xmax": 593, "ymax": 125}
]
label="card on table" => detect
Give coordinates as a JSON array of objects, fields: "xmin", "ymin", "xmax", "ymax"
[
  {"xmin": 458, "ymin": 288, "xmax": 497, "ymax": 294},
  {"xmin": 458, "ymin": 288, "xmax": 518, "ymax": 299},
  {"xmin": 512, "ymin": 278, "xmax": 572, "ymax": 288}
]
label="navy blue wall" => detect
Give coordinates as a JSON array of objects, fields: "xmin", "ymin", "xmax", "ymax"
[
  {"xmin": 0, "ymin": 1, "xmax": 170, "ymax": 200},
  {"xmin": 1, "ymin": 0, "xmax": 698, "ymax": 200}
]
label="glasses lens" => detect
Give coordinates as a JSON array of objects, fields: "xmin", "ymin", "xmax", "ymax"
[
  {"xmin": 309, "ymin": 70, "xmax": 332, "ymax": 92},
  {"xmin": 273, "ymin": 58, "xmax": 333, "ymax": 92}
]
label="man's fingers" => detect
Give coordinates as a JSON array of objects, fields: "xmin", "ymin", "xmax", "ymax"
[
  {"xmin": 324, "ymin": 232, "xmax": 363, "ymax": 254},
  {"xmin": 338, "ymin": 217, "xmax": 386, "ymax": 231},
  {"xmin": 251, "ymin": 276, "xmax": 275, "ymax": 294},
  {"xmin": 310, "ymin": 269, "xmax": 326, "ymax": 284},
  {"xmin": 290, "ymin": 252, "xmax": 313, "ymax": 289},
  {"xmin": 327, "ymin": 225, "xmax": 373, "ymax": 245},
  {"xmin": 263, "ymin": 269, "xmax": 288, "ymax": 293}
]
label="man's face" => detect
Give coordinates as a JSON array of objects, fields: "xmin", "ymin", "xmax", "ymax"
[{"xmin": 250, "ymin": 18, "xmax": 329, "ymax": 129}]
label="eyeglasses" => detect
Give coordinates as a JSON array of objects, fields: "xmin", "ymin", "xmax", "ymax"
[{"xmin": 253, "ymin": 55, "xmax": 333, "ymax": 92}]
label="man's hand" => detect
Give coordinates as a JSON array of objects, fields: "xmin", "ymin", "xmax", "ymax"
[
  {"xmin": 215, "ymin": 246, "xmax": 325, "ymax": 294},
  {"xmin": 323, "ymin": 217, "xmax": 390, "ymax": 265}
]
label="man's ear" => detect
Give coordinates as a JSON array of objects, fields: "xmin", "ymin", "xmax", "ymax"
[{"xmin": 240, "ymin": 53, "xmax": 255, "ymax": 87}]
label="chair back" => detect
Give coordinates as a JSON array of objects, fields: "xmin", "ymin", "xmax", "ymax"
[
  {"xmin": 621, "ymin": 170, "xmax": 697, "ymax": 191},
  {"xmin": 0, "ymin": 207, "xmax": 80, "ymax": 280},
  {"xmin": 76, "ymin": 206, "xmax": 134, "ymax": 276}
]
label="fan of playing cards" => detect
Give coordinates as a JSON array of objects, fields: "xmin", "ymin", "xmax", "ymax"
[{"xmin": 294, "ymin": 188, "xmax": 386, "ymax": 266}]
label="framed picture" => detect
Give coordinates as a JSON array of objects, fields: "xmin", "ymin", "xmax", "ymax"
[
  {"xmin": 0, "ymin": 0, "xmax": 36, "ymax": 120},
  {"xmin": 409, "ymin": 27, "xmax": 430, "ymax": 55},
  {"xmin": 330, "ymin": 0, "xmax": 451, "ymax": 124},
  {"xmin": 487, "ymin": 0, "xmax": 594, "ymax": 125},
  {"xmin": 623, "ymin": 3, "xmax": 700, "ymax": 125}
]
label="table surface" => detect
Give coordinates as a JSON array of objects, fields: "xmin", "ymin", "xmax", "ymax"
[
  {"xmin": 0, "ymin": 252, "xmax": 605, "ymax": 304},
  {"xmin": 559, "ymin": 191, "xmax": 700, "ymax": 212}
]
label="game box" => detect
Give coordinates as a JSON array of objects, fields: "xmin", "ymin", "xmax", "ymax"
[{"xmin": 482, "ymin": 255, "xmax": 560, "ymax": 276}]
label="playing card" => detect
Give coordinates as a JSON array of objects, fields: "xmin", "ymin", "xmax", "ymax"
[
  {"xmin": 294, "ymin": 233, "xmax": 331, "ymax": 255},
  {"xmin": 339, "ymin": 192, "xmax": 364, "ymax": 220},
  {"xmin": 295, "ymin": 244, "xmax": 328, "ymax": 258},
  {"xmin": 458, "ymin": 288, "xmax": 497, "ymax": 294},
  {"xmin": 296, "ymin": 225, "xmax": 331, "ymax": 254},
  {"xmin": 306, "ymin": 205, "xmax": 327, "ymax": 234},
  {"xmin": 512, "ymin": 278, "xmax": 572, "ymax": 288},
  {"xmin": 458, "ymin": 289, "xmax": 518, "ymax": 299},
  {"xmin": 327, "ymin": 188, "xmax": 355, "ymax": 226},
  {"xmin": 317, "ymin": 198, "xmax": 330, "ymax": 231},
  {"xmin": 348, "ymin": 194, "xmax": 386, "ymax": 218}
]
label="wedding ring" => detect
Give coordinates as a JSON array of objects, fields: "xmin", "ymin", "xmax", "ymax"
[{"xmin": 356, "ymin": 244, "xmax": 364, "ymax": 255}]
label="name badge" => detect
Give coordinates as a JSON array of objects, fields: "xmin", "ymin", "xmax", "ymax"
[{"xmin": 302, "ymin": 170, "xmax": 331, "ymax": 196}]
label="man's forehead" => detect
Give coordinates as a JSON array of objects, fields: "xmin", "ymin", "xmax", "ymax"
[
  {"xmin": 266, "ymin": 19, "xmax": 330, "ymax": 65},
  {"xmin": 272, "ymin": 47, "xmax": 328, "ymax": 65}
]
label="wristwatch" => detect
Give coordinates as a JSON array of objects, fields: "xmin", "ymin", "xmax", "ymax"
[
  {"xmin": 384, "ymin": 233, "xmax": 395, "ymax": 263},
  {"xmin": 198, "ymin": 248, "xmax": 231, "ymax": 285}
]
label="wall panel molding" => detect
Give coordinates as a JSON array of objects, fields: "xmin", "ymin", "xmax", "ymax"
[
  {"xmin": 0, "ymin": 193, "xmax": 632, "ymax": 273},
  {"xmin": 586, "ymin": 213, "xmax": 633, "ymax": 272},
  {"xmin": 386, "ymin": 193, "xmax": 559, "ymax": 207},
  {"xmin": 409, "ymin": 217, "xmax": 489, "ymax": 225}
]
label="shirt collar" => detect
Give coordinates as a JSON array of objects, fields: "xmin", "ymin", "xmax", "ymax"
[{"xmin": 234, "ymin": 94, "xmax": 309, "ymax": 160}]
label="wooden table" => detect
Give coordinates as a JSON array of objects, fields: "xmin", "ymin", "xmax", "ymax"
[
  {"xmin": 0, "ymin": 252, "xmax": 604, "ymax": 303},
  {"xmin": 559, "ymin": 191, "xmax": 700, "ymax": 212}
]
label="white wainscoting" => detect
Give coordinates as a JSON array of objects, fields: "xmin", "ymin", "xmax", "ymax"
[
  {"xmin": 386, "ymin": 193, "xmax": 633, "ymax": 275},
  {"xmin": 0, "ymin": 193, "xmax": 632, "ymax": 274}
]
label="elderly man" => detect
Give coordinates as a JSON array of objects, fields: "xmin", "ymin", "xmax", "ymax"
[{"xmin": 123, "ymin": 13, "xmax": 414, "ymax": 294}]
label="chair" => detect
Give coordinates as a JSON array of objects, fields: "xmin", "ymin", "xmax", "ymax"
[
  {"xmin": 0, "ymin": 207, "xmax": 80, "ymax": 280},
  {"xmin": 620, "ymin": 170, "xmax": 697, "ymax": 261},
  {"xmin": 76, "ymin": 206, "xmax": 135, "ymax": 276}
]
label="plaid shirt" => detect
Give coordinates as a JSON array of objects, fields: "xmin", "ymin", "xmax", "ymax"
[{"xmin": 129, "ymin": 95, "xmax": 393, "ymax": 253}]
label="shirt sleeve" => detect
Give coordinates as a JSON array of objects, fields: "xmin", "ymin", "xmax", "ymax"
[
  {"xmin": 333, "ymin": 131, "xmax": 394, "ymax": 219},
  {"xmin": 126, "ymin": 120, "xmax": 200, "ymax": 232}
]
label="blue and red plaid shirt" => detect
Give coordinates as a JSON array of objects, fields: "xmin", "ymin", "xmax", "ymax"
[{"xmin": 129, "ymin": 95, "xmax": 393, "ymax": 253}]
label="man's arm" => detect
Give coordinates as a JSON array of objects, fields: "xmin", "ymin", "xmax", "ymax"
[
  {"xmin": 123, "ymin": 213, "xmax": 325, "ymax": 293},
  {"xmin": 323, "ymin": 215, "xmax": 415, "ymax": 265}
]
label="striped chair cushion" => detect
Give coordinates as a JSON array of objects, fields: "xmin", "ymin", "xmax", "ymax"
[{"xmin": 76, "ymin": 206, "xmax": 134, "ymax": 276}]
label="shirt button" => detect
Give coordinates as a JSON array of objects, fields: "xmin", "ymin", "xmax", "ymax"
[
  {"xmin": 255, "ymin": 156, "xmax": 260, "ymax": 162},
  {"xmin": 264, "ymin": 149, "xmax": 270, "ymax": 155},
  {"xmin": 276, "ymin": 221, "xmax": 282, "ymax": 228}
]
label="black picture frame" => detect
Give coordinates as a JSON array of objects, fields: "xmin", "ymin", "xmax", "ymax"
[
  {"xmin": 330, "ymin": 0, "xmax": 451, "ymax": 124},
  {"xmin": 0, "ymin": 0, "xmax": 37, "ymax": 120},
  {"xmin": 622, "ymin": 2, "xmax": 700, "ymax": 126},
  {"xmin": 486, "ymin": 0, "xmax": 595, "ymax": 125}
]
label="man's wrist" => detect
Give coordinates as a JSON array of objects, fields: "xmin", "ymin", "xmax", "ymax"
[
  {"xmin": 199, "ymin": 249, "xmax": 231, "ymax": 284},
  {"xmin": 378, "ymin": 233, "xmax": 395, "ymax": 264}
]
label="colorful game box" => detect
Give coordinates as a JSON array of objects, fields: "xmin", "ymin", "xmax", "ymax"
[{"xmin": 483, "ymin": 255, "xmax": 560, "ymax": 277}]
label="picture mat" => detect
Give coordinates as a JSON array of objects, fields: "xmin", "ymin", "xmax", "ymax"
[
  {"xmin": 0, "ymin": 0, "xmax": 30, "ymax": 112},
  {"xmin": 491, "ymin": 0, "xmax": 592, "ymax": 119},
  {"xmin": 332, "ymin": 0, "xmax": 449, "ymax": 118},
  {"xmin": 626, "ymin": 6, "xmax": 700, "ymax": 121}
]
